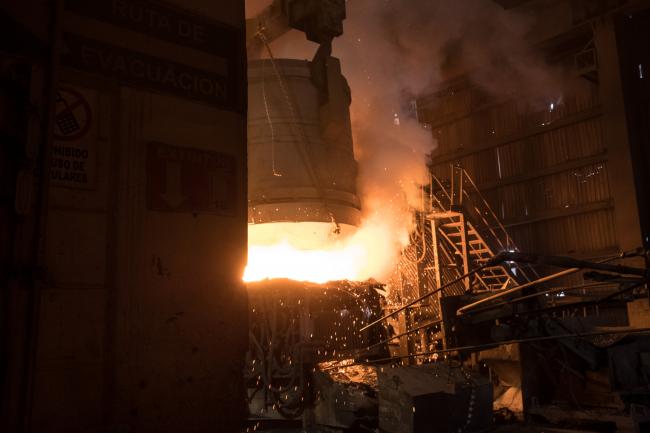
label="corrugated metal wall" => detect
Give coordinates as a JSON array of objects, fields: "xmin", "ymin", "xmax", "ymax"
[{"xmin": 421, "ymin": 71, "xmax": 618, "ymax": 259}]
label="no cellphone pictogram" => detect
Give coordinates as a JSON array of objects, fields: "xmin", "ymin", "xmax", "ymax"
[{"xmin": 54, "ymin": 87, "xmax": 92, "ymax": 141}]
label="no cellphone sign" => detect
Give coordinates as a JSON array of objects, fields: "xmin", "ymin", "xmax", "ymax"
[
  {"xmin": 54, "ymin": 87, "xmax": 91, "ymax": 141},
  {"xmin": 51, "ymin": 86, "xmax": 97, "ymax": 189}
]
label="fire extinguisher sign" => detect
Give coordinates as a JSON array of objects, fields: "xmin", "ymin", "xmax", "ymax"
[
  {"xmin": 50, "ymin": 86, "xmax": 96, "ymax": 189},
  {"xmin": 146, "ymin": 142, "xmax": 237, "ymax": 215}
]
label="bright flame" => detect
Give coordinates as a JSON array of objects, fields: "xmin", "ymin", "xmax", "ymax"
[{"xmin": 244, "ymin": 219, "xmax": 408, "ymax": 284}]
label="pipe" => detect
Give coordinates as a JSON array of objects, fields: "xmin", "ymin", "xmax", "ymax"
[
  {"xmin": 21, "ymin": 2, "xmax": 63, "ymax": 432},
  {"xmin": 358, "ymin": 256, "xmax": 505, "ymax": 332},
  {"xmin": 324, "ymin": 326, "xmax": 650, "ymax": 370},
  {"xmin": 361, "ymin": 319, "xmax": 443, "ymax": 352},
  {"xmin": 498, "ymin": 252, "xmax": 648, "ymax": 278},
  {"xmin": 457, "ymin": 268, "xmax": 581, "ymax": 317},
  {"xmin": 464, "ymin": 281, "xmax": 613, "ymax": 316},
  {"xmin": 520, "ymin": 280, "xmax": 644, "ymax": 317},
  {"xmin": 456, "ymin": 253, "xmax": 626, "ymax": 316}
]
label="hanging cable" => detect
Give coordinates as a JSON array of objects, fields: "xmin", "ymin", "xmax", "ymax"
[
  {"xmin": 261, "ymin": 57, "xmax": 282, "ymax": 177},
  {"xmin": 256, "ymin": 29, "xmax": 341, "ymax": 234}
]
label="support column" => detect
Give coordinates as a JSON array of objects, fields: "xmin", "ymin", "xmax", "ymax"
[
  {"xmin": 430, "ymin": 218, "xmax": 447, "ymax": 350},
  {"xmin": 459, "ymin": 214, "xmax": 472, "ymax": 291},
  {"xmin": 594, "ymin": 16, "xmax": 643, "ymax": 252}
]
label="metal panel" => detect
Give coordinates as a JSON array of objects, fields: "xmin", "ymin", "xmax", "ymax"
[
  {"xmin": 423, "ymin": 70, "xmax": 617, "ymax": 258},
  {"xmin": 247, "ymin": 58, "xmax": 360, "ymax": 225}
]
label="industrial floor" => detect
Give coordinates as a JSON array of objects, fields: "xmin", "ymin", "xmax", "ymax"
[{"xmin": 256, "ymin": 428, "xmax": 629, "ymax": 433}]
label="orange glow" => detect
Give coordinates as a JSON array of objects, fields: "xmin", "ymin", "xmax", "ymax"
[{"xmin": 244, "ymin": 219, "xmax": 408, "ymax": 284}]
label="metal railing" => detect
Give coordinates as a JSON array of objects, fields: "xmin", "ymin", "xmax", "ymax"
[{"xmin": 428, "ymin": 165, "xmax": 540, "ymax": 284}]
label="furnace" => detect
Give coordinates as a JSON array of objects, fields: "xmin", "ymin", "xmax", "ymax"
[
  {"xmin": 248, "ymin": 58, "xmax": 360, "ymax": 227},
  {"xmin": 245, "ymin": 0, "xmax": 366, "ymax": 282}
]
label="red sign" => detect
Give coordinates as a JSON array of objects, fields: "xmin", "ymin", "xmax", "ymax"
[{"xmin": 146, "ymin": 142, "xmax": 237, "ymax": 214}]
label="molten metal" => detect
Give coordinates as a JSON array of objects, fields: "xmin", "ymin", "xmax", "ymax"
[{"xmin": 244, "ymin": 220, "xmax": 406, "ymax": 283}]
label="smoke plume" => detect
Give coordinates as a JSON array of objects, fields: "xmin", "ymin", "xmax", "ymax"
[{"xmin": 246, "ymin": 0, "xmax": 565, "ymax": 281}]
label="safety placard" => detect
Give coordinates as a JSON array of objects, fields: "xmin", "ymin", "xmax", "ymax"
[
  {"xmin": 64, "ymin": 0, "xmax": 239, "ymax": 59},
  {"xmin": 50, "ymin": 86, "xmax": 96, "ymax": 189},
  {"xmin": 61, "ymin": 32, "xmax": 235, "ymax": 110},
  {"xmin": 146, "ymin": 142, "xmax": 237, "ymax": 214}
]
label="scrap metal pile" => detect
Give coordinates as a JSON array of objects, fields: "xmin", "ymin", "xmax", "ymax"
[{"xmin": 245, "ymin": 279, "xmax": 387, "ymax": 419}]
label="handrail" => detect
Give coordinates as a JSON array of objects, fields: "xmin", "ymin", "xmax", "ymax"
[
  {"xmin": 462, "ymin": 185, "xmax": 509, "ymax": 251},
  {"xmin": 359, "ymin": 262, "xmax": 498, "ymax": 332},
  {"xmin": 430, "ymin": 173, "xmax": 452, "ymax": 209},
  {"xmin": 456, "ymin": 253, "xmax": 625, "ymax": 316},
  {"xmin": 429, "ymin": 193, "xmax": 447, "ymax": 214},
  {"xmin": 461, "ymin": 168, "xmax": 513, "ymax": 249},
  {"xmin": 467, "ymin": 203, "xmax": 507, "ymax": 252},
  {"xmin": 456, "ymin": 167, "xmax": 540, "ymax": 281},
  {"xmin": 380, "ymin": 166, "xmax": 545, "ymax": 342},
  {"xmin": 429, "ymin": 165, "xmax": 544, "ymax": 286}
]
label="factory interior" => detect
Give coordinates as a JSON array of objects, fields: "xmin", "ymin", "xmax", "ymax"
[{"xmin": 2, "ymin": 0, "xmax": 650, "ymax": 432}]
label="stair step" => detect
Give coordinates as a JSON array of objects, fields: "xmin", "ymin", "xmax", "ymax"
[
  {"xmin": 483, "ymin": 279, "xmax": 507, "ymax": 284},
  {"xmin": 470, "ymin": 249, "xmax": 491, "ymax": 255},
  {"xmin": 483, "ymin": 266, "xmax": 507, "ymax": 271},
  {"xmin": 479, "ymin": 271, "xmax": 509, "ymax": 278},
  {"xmin": 482, "ymin": 274, "xmax": 509, "ymax": 280},
  {"xmin": 428, "ymin": 211, "xmax": 463, "ymax": 219},
  {"xmin": 440, "ymin": 228, "xmax": 478, "ymax": 236}
]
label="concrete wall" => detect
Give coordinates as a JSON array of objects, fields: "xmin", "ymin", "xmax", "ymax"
[{"xmin": 1, "ymin": 1, "xmax": 249, "ymax": 432}]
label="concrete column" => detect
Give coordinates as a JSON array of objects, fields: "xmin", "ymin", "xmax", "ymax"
[{"xmin": 594, "ymin": 16, "xmax": 643, "ymax": 252}]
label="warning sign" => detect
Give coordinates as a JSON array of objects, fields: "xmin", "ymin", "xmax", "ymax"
[
  {"xmin": 146, "ymin": 142, "xmax": 237, "ymax": 214},
  {"xmin": 61, "ymin": 33, "xmax": 234, "ymax": 109},
  {"xmin": 54, "ymin": 87, "xmax": 91, "ymax": 141},
  {"xmin": 50, "ymin": 86, "xmax": 96, "ymax": 189}
]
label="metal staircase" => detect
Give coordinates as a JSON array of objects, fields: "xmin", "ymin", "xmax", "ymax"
[
  {"xmin": 428, "ymin": 165, "xmax": 539, "ymax": 293},
  {"xmin": 385, "ymin": 165, "xmax": 542, "ymax": 358},
  {"xmin": 378, "ymin": 166, "xmax": 636, "ymax": 364},
  {"xmin": 435, "ymin": 213, "xmax": 511, "ymax": 292}
]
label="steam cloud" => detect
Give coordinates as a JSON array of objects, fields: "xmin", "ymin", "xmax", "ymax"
[{"xmin": 246, "ymin": 0, "xmax": 564, "ymax": 281}]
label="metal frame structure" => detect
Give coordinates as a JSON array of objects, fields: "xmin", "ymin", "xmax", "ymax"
[
  {"xmin": 368, "ymin": 165, "xmax": 648, "ymax": 365},
  {"xmin": 386, "ymin": 165, "xmax": 542, "ymax": 355}
]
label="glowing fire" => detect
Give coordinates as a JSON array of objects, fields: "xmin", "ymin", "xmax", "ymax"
[{"xmin": 244, "ymin": 219, "xmax": 407, "ymax": 283}]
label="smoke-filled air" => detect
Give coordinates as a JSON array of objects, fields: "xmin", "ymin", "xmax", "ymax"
[{"xmin": 243, "ymin": 0, "xmax": 564, "ymax": 284}]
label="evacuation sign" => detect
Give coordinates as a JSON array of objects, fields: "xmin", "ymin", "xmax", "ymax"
[{"xmin": 146, "ymin": 142, "xmax": 237, "ymax": 214}]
